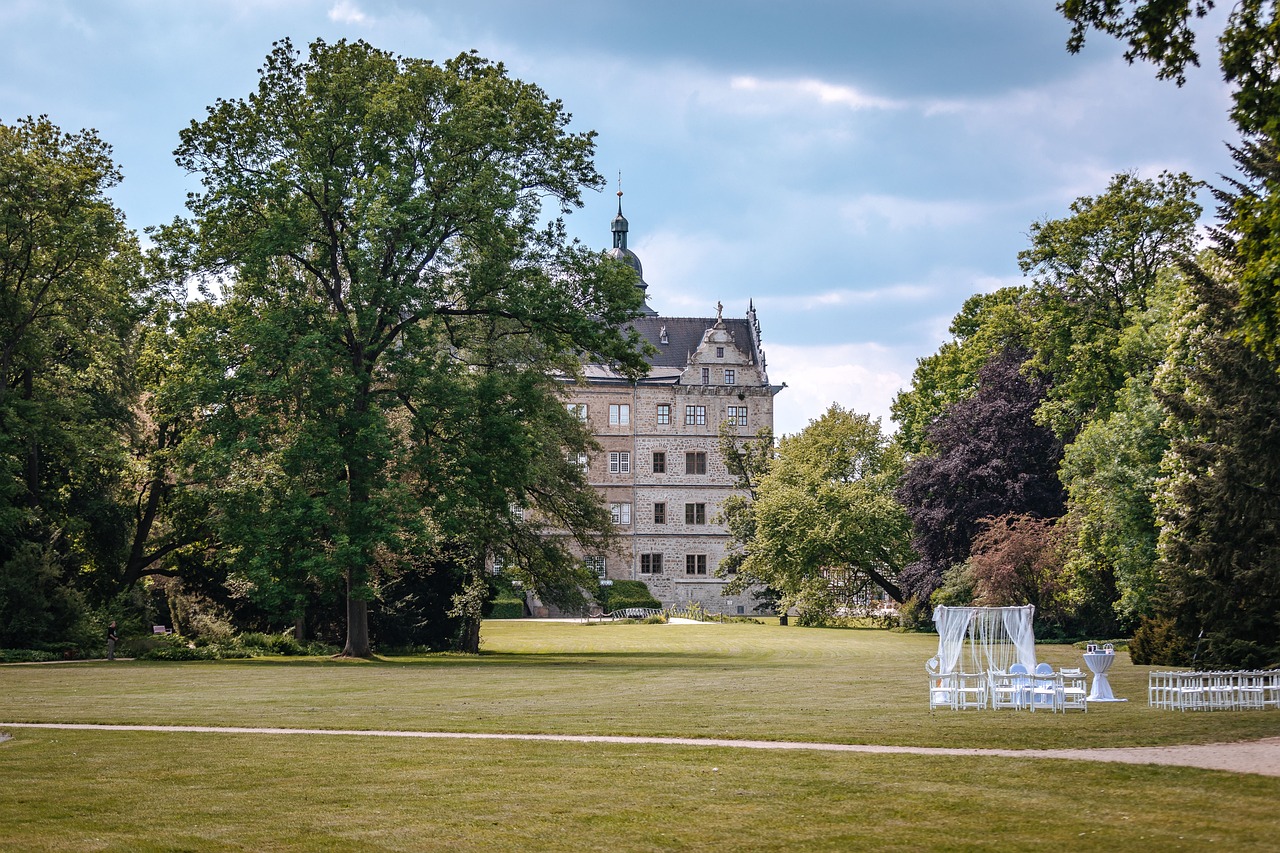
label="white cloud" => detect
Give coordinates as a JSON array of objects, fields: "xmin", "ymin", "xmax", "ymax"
[
  {"xmin": 730, "ymin": 75, "xmax": 905, "ymax": 111},
  {"xmin": 328, "ymin": 1, "xmax": 369, "ymax": 25},
  {"xmin": 756, "ymin": 283, "xmax": 938, "ymax": 313},
  {"xmin": 839, "ymin": 194, "xmax": 987, "ymax": 234},
  {"xmin": 766, "ymin": 342, "xmax": 914, "ymax": 437}
]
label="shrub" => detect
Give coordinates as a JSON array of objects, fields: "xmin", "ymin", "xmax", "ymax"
[
  {"xmin": 895, "ymin": 597, "xmax": 934, "ymax": 632},
  {"xmin": 488, "ymin": 598, "xmax": 525, "ymax": 619},
  {"xmin": 599, "ymin": 580, "xmax": 660, "ymax": 611},
  {"xmin": 140, "ymin": 644, "xmax": 220, "ymax": 661},
  {"xmin": 237, "ymin": 632, "xmax": 274, "ymax": 650},
  {"xmin": 0, "ymin": 649, "xmax": 58, "ymax": 663},
  {"xmin": 1129, "ymin": 616, "xmax": 1192, "ymax": 665}
]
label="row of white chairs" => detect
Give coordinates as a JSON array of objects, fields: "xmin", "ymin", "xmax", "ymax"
[
  {"xmin": 1148, "ymin": 670, "xmax": 1280, "ymax": 711},
  {"xmin": 928, "ymin": 664, "xmax": 1087, "ymax": 712}
]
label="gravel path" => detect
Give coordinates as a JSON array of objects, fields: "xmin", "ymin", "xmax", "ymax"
[{"xmin": 4, "ymin": 722, "xmax": 1278, "ymax": 777}]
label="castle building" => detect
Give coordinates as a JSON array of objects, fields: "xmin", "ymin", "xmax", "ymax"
[{"xmin": 553, "ymin": 194, "xmax": 783, "ymax": 614}]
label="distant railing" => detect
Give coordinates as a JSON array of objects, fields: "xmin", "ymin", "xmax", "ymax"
[
  {"xmin": 664, "ymin": 606, "xmax": 715, "ymax": 623},
  {"xmin": 606, "ymin": 607, "xmax": 664, "ymax": 621}
]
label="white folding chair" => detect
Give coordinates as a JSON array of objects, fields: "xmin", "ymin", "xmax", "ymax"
[
  {"xmin": 929, "ymin": 672, "xmax": 959, "ymax": 711},
  {"xmin": 1030, "ymin": 663, "xmax": 1061, "ymax": 712},
  {"xmin": 1060, "ymin": 667, "xmax": 1087, "ymax": 712},
  {"xmin": 955, "ymin": 671, "xmax": 988, "ymax": 709},
  {"xmin": 1237, "ymin": 671, "xmax": 1266, "ymax": 710}
]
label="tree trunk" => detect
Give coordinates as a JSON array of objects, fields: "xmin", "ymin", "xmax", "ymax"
[
  {"xmin": 457, "ymin": 616, "xmax": 481, "ymax": 654},
  {"xmin": 342, "ymin": 572, "xmax": 371, "ymax": 657}
]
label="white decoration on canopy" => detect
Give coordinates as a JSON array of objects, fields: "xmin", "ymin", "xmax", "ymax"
[{"xmin": 932, "ymin": 605, "xmax": 1037, "ymax": 674}]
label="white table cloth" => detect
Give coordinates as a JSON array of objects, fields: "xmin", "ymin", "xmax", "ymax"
[{"xmin": 1083, "ymin": 652, "xmax": 1126, "ymax": 702}]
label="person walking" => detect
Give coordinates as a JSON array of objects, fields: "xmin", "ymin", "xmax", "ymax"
[{"xmin": 107, "ymin": 621, "xmax": 118, "ymax": 661}]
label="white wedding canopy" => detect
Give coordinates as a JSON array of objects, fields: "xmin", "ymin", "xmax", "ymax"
[{"xmin": 932, "ymin": 605, "xmax": 1037, "ymax": 674}]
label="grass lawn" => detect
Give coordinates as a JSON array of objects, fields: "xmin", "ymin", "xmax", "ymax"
[{"xmin": 2, "ymin": 620, "xmax": 1278, "ymax": 850}]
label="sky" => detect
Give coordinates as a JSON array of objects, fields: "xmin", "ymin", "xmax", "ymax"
[{"xmin": 0, "ymin": 0, "xmax": 1239, "ymax": 435}]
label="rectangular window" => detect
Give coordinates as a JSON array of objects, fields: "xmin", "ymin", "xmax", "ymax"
[
  {"xmin": 684, "ymin": 405, "xmax": 706, "ymax": 426},
  {"xmin": 716, "ymin": 346, "xmax": 724, "ymax": 358},
  {"xmin": 640, "ymin": 553, "xmax": 664, "ymax": 575},
  {"xmin": 686, "ymin": 554, "xmax": 708, "ymax": 575},
  {"xmin": 656, "ymin": 404, "xmax": 671, "ymax": 425},
  {"xmin": 585, "ymin": 556, "xmax": 606, "ymax": 578},
  {"xmin": 609, "ymin": 403, "xmax": 630, "ymax": 425},
  {"xmin": 685, "ymin": 502, "xmax": 706, "ymax": 525},
  {"xmin": 566, "ymin": 403, "xmax": 587, "ymax": 421},
  {"xmin": 727, "ymin": 406, "xmax": 748, "ymax": 426},
  {"xmin": 724, "ymin": 369, "xmax": 736, "ymax": 386},
  {"xmin": 701, "ymin": 367, "xmax": 710, "ymax": 385},
  {"xmin": 652, "ymin": 451, "xmax": 666, "ymax": 474},
  {"xmin": 609, "ymin": 451, "xmax": 631, "ymax": 474},
  {"xmin": 685, "ymin": 451, "xmax": 706, "ymax": 475},
  {"xmin": 654, "ymin": 502, "xmax": 666, "ymax": 524},
  {"xmin": 568, "ymin": 452, "xmax": 588, "ymax": 472},
  {"xmin": 611, "ymin": 503, "xmax": 632, "ymax": 525}
]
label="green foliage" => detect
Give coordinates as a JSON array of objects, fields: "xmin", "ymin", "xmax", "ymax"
[
  {"xmin": 1060, "ymin": 1, "xmax": 1214, "ymax": 83},
  {"xmin": 733, "ymin": 406, "xmax": 911, "ymax": 614},
  {"xmin": 717, "ymin": 424, "xmax": 775, "ymax": 582},
  {"xmin": 161, "ymin": 38, "xmax": 649, "ymax": 656},
  {"xmin": 1019, "ymin": 171, "xmax": 1201, "ymax": 439},
  {"xmin": 890, "ymin": 288, "xmax": 1032, "ymax": 455},
  {"xmin": 1152, "ymin": 263, "xmax": 1280, "ymax": 668},
  {"xmin": 597, "ymin": 580, "xmax": 660, "ymax": 612},
  {"xmin": 488, "ymin": 599, "xmax": 526, "ymax": 619},
  {"xmin": 1128, "ymin": 616, "xmax": 1193, "ymax": 666},
  {"xmin": 0, "ymin": 648, "xmax": 58, "ymax": 662},
  {"xmin": 928, "ymin": 563, "xmax": 975, "ymax": 609},
  {"xmin": 0, "ymin": 115, "xmax": 148, "ymax": 617}
]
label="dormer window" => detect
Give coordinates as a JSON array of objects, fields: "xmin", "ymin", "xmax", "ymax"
[{"xmin": 660, "ymin": 325, "xmax": 669, "ymax": 345}]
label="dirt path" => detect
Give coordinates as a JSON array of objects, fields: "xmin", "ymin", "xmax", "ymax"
[{"xmin": 4, "ymin": 722, "xmax": 1278, "ymax": 777}]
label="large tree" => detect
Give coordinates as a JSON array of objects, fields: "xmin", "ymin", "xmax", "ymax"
[
  {"xmin": 1152, "ymin": 261, "xmax": 1280, "ymax": 667},
  {"xmin": 165, "ymin": 39, "xmax": 648, "ymax": 656},
  {"xmin": 0, "ymin": 116, "xmax": 146, "ymax": 645},
  {"xmin": 727, "ymin": 405, "xmax": 911, "ymax": 622},
  {"xmin": 1018, "ymin": 170, "xmax": 1200, "ymax": 439},
  {"xmin": 896, "ymin": 348, "xmax": 1066, "ymax": 601},
  {"xmin": 1057, "ymin": 1, "xmax": 1280, "ymax": 360}
]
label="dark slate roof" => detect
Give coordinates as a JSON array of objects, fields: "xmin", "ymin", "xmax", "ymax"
[{"xmin": 627, "ymin": 316, "xmax": 758, "ymax": 369}]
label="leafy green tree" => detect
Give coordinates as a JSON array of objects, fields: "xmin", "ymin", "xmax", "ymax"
[
  {"xmin": 717, "ymin": 423, "xmax": 774, "ymax": 580},
  {"xmin": 891, "ymin": 287, "xmax": 1031, "ymax": 454},
  {"xmin": 1056, "ymin": 273, "xmax": 1182, "ymax": 629},
  {"xmin": 731, "ymin": 406, "xmax": 911, "ymax": 620},
  {"xmin": 1018, "ymin": 171, "xmax": 1200, "ymax": 439},
  {"xmin": 1057, "ymin": 1, "xmax": 1280, "ymax": 361},
  {"xmin": 0, "ymin": 115, "xmax": 146, "ymax": 642},
  {"xmin": 1152, "ymin": 261, "xmax": 1280, "ymax": 667},
  {"xmin": 164, "ymin": 39, "xmax": 648, "ymax": 656}
]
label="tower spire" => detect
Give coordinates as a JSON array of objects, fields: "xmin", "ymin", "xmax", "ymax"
[{"xmin": 611, "ymin": 172, "xmax": 628, "ymax": 251}]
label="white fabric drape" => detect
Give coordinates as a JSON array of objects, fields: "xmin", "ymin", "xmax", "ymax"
[
  {"xmin": 932, "ymin": 605, "xmax": 1036, "ymax": 673},
  {"xmin": 934, "ymin": 606, "xmax": 974, "ymax": 674}
]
